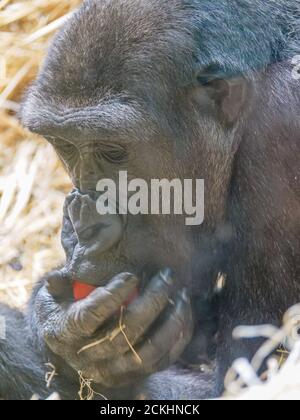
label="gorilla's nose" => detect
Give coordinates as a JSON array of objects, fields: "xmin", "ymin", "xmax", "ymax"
[
  {"xmin": 78, "ymin": 222, "xmax": 107, "ymax": 242},
  {"xmin": 67, "ymin": 190, "xmax": 124, "ymax": 252}
]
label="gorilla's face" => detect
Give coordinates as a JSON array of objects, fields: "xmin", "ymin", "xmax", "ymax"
[{"xmin": 21, "ymin": 0, "xmax": 247, "ymax": 287}]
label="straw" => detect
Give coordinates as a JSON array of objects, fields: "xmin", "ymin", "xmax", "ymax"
[{"xmin": 0, "ymin": 0, "xmax": 80, "ymax": 308}]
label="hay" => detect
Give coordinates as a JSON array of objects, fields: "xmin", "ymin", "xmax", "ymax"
[
  {"xmin": 223, "ymin": 305, "xmax": 300, "ymax": 400},
  {"xmin": 45, "ymin": 362, "xmax": 58, "ymax": 389},
  {"xmin": 31, "ymin": 392, "xmax": 61, "ymax": 400},
  {"xmin": 78, "ymin": 370, "xmax": 107, "ymax": 401},
  {"xmin": 78, "ymin": 306, "xmax": 143, "ymax": 365},
  {"xmin": 0, "ymin": 0, "xmax": 81, "ymax": 307}
]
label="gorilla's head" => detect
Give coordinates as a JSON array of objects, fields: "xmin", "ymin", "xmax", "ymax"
[{"xmin": 21, "ymin": 0, "xmax": 286, "ymax": 287}]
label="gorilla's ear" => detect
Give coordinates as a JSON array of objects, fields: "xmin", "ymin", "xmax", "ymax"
[
  {"xmin": 196, "ymin": 66, "xmax": 249, "ymax": 126},
  {"xmin": 209, "ymin": 78, "xmax": 248, "ymax": 126}
]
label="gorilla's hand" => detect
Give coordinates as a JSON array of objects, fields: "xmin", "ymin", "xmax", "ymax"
[{"xmin": 34, "ymin": 269, "xmax": 193, "ymax": 388}]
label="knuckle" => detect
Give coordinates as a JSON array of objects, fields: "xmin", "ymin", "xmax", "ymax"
[
  {"xmin": 170, "ymin": 310, "xmax": 186, "ymax": 329},
  {"xmin": 68, "ymin": 306, "xmax": 95, "ymax": 336},
  {"xmin": 83, "ymin": 366, "xmax": 113, "ymax": 388},
  {"xmin": 146, "ymin": 292, "xmax": 165, "ymax": 313},
  {"xmin": 43, "ymin": 331, "xmax": 61, "ymax": 354},
  {"xmin": 143, "ymin": 357, "xmax": 159, "ymax": 375}
]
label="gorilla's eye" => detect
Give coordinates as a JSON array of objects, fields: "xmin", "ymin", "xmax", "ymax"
[
  {"xmin": 196, "ymin": 74, "xmax": 213, "ymax": 86},
  {"xmin": 48, "ymin": 140, "xmax": 78, "ymax": 167},
  {"xmin": 58, "ymin": 142, "xmax": 77, "ymax": 155},
  {"xmin": 96, "ymin": 144, "xmax": 128, "ymax": 164},
  {"xmin": 196, "ymin": 64, "xmax": 224, "ymax": 87},
  {"xmin": 45, "ymin": 137, "xmax": 77, "ymax": 157},
  {"xmin": 56, "ymin": 142, "xmax": 78, "ymax": 160}
]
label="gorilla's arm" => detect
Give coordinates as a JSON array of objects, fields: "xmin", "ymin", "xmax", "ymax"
[
  {"xmin": 0, "ymin": 304, "xmax": 50, "ymax": 400},
  {"xmin": 0, "ymin": 307, "xmax": 214, "ymax": 400},
  {"xmin": 141, "ymin": 367, "xmax": 216, "ymax": 400}
]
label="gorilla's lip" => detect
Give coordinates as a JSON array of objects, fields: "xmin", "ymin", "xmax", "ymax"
[
  {"xmin": 63, "ymin": 250, "xmax": 155, "ymax": 289},
  {"xmin": 65, "ymin": 251, "xmax": 136, "ymax": 287}
]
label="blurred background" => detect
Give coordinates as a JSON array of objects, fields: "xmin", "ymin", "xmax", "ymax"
[{"xmin": 0, "ymin": 0, "xmax": 81, "ymax": 307}]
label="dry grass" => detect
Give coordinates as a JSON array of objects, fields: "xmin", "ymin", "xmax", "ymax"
[
  {"xmin": 0, "ymin": 0, "xmax": 81, "ymax": 307},
  {"xmin": 222, "ymin": 305, "xmax": 300, "ymax": 400}
]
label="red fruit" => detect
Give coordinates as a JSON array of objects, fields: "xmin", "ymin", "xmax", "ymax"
[
  {"xmin": 73, "ymin": 280, "xmax": 139, "ymax": 307},
  {"xmin": 73, "ymin": 281, "xmax": 96, "ymax": 301}
]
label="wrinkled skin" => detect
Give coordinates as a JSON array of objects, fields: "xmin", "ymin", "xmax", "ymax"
[
  {"xmin": 35, "ymin": 270, "xmax": 193, "ymax": 389},
  {"xmin": 0, "ymin": 0, "xmax": 299, "ymax": 400},
  {"xmin": 60, "ymin": 190, "xmax": 126, "ymax": 284}
]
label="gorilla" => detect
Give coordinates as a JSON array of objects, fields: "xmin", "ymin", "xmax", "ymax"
[{"xmin": 0, "ymin": 0, "xmax": 299, "ymax": 400}]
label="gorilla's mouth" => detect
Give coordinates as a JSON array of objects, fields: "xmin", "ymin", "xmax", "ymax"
[{"xmin": 62, "ymin": 231, "xmax": 134, "ymax": 287}]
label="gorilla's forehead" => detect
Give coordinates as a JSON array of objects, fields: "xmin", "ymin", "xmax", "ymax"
[
  {"xmin": 38, "ymin": 0, "xmax": 196, "ymax": 98},
  {"xmin": 30, "ymin": 0, "xmax": 298, "ymax": 105}
]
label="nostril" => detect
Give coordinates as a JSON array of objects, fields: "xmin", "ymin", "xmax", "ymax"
[
  {"xmin": 79, "ymin": 226, "xmax": 94, "ymax": 241},
  {"xmin": 77, "ymin": 188, "xmax": 97, "ymax": 198},
  {"xmin": 79, "ymin": 178, "xmax": 99, "ymax": 194},
  {"xmin": 78, "ymin": 223, "xmax": 108, "ymax": 242}
]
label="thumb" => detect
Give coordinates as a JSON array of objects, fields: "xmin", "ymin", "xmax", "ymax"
[{"xmin": 46, "ymin": 270, "xmax": 73, "ymax": 300}]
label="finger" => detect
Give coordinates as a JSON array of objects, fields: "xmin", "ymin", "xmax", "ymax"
[
  {"xmin": 46, "ymin": 270, "xmax": 73, "ymax": 299},
  {"xmin": 34, "ymin": 283, "xmax": 67, "ymax": 345},
  {"xmin": 136, "ymin": 289, "xmax": 194, "ymax": 372},
  {"xmin": 61, "ymin": 191, "xmax": 78, "ymax": 259},
  {"xmin": 67, "ymin": 273, "xmax": 139, "ymax": 336},
  {"xmin": 86, "ymin": 289, "xmax": 193, "ymax": 386},
  {"xmin": 80, "ymin": 268, "xmax": 176, "ymax": 360},
  {"xmin": 123, "ymin": 268, "xmax": 176, "ymax": 342},
  {"xmin": 61, "ymin": 214, "xmax": 77, "ymax": 260},
  {"xmin": 38, "ymin": 273, "xmax": 139, "ymax": 357}
]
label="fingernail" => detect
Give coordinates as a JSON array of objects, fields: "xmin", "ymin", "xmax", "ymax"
[
  {"xmin": 159, "ymin": 268, "xmax": 173, "ymax": 285},
  {"xmin": 123, "ymin": 273, "xmax": 138, "ymax": 283},
  {"xmin": 180, "ymin": 288, "xmax": 190, "ymax": 303}
]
